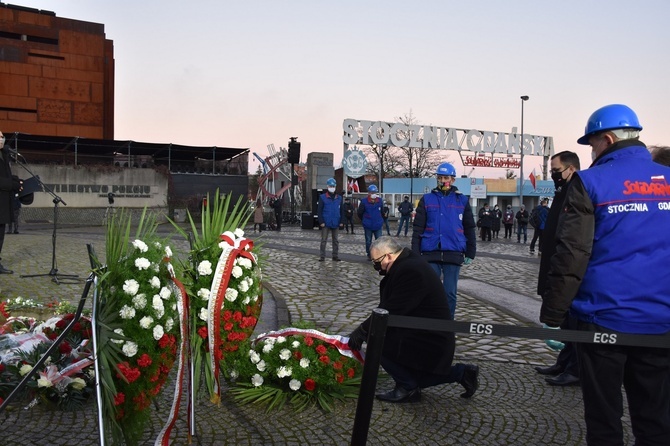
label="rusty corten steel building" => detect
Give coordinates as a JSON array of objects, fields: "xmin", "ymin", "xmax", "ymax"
[{"xmin": 0, "ymin": 2, "xmax": 114, "ymax": 139}]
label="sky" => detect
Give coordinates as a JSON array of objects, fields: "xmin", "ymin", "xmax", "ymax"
[{"xmin": 11, "ymin": 0, "xmax": 670, "ymax": 176}]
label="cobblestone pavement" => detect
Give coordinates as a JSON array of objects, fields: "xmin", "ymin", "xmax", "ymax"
[{"xmin": 0, "ymin": 223, "xmax": 633, "ymax": 445}]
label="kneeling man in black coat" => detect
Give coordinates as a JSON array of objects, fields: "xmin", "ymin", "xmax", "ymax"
[{"xmin": 348, "ymin": 236, "xmax": 479, "ymax": 403}]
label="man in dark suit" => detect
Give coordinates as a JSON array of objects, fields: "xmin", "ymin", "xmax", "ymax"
[
  {"xmin": 534, "ymin": 151, "xmax": 581, "ymax": 386},
  {"xmin": 347, "ymin": 236, "xmax": 479, "ymax": 403},
  {"xmin": 0, "ymin": 131, "xmax": 22, "ymax": 274}
]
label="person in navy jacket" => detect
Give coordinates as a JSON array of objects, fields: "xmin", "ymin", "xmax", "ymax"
[
  {"xmin": 357, "ymin": 184, "xmax": 383, "ymax": 259},
  {"xmin": 411, "ymin": 162, "xmax": 476, "ymax": 319},
  {"xmin": 541, "ymin": 104, "xmax": 670, "ymax": 445},
  {"xmin": 317, "ymin": 178, "xmax": 344, "ymax": 261}
]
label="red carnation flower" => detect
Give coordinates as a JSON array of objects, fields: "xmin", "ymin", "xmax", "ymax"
[
  {"xmin": 48, "ymin": 332, "xmax": 58, "ymax": 340},
  {"xmin": 137, "ymin": 354, "xmax": 152, "ymax": 368},
  {"xmin": 56, "ymin": 319, "xmax": 67, "ymax": 330},
  {"xmin": 158, "ymin": 334, "xmax": 170, "ymax": 348},
  {"xmin": 72, "ymin": 322, "xmax": 82, "ymax": 332},
  {"xmin": 333, "ymin": 361, "xmax": 343, "ymax": 370},
  {"xmin": 336, "ymin": 373, "xmax": 344, "ymax": 383},
  {"xmin": 293, "ymin": 351, "xmax": 303, "ymax": 360},
  {"xmin": 304, "ymin": 378, "xmax": 316, "ymax": 391},
  {"xmin": 223, "ymin": 310, "xmax": 232, "ymax": 321},
  {"xmin": 304, "ymin": 337, "xmax": 314, "ymax": 346},
  {"xmin": 114, "ymin": 392, "xmax": 125, "ymax": 406},
  {"xmin": 196, "ymin": 325, "xmax": 208, "ymax": 338},
  {"xmin": 315, "ymin": 345, "xmax": 327, "ymax": 355},
  {"xmin": 347, "ymin": 368, "xmax": 356, "ymax": 378},
  {"xmin": 58, "ymin": 341, "xmax": 72, "ymax": 355},
  {"xmin": 224, "ymin": 322, "xmax": 234, "ymax": 331},
  {"xmin": 233, "ymin": 311, "xmax": 243, "ymax": 322},
  {"xmin": 319, "ymin": 355, "xmax": 330, "ymax": 365}
]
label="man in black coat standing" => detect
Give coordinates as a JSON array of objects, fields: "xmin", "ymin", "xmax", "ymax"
[
  {"xmin": 0, "ymin": 131, "xmax": 22, "ymax": 274},
  {"xmin": 534, "ymin": 151, "xmax": 581, "ymax": 386},
  {"xmin": 347, "ymin": 236, "xmax": 479, "ymax": 403}
]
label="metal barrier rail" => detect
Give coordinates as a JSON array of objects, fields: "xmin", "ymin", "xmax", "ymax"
[{"xmin": 350, "ymin": 308, "xmax": 670, "ymax": 445}]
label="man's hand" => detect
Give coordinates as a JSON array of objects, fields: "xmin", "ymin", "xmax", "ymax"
[
  {"xmin": 463, "ymin": 257, "xmax": 473, "ymax": 265},
  {"xmin": 347, "ymin": 326, "xmax": 367, "ymax": 351},
  {"xmin": 542, "ymin": 323, "xmax": 565, "ymax": 351}
]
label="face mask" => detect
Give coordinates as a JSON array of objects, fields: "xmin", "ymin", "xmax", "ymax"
[
  {"xmin": 370, "ymin": 194, "xmax": 378, "ymax": 200},
  {"xmin": 373, "ymin": 261, "xmax": 386, "ymax": 276},
  {"xmin": 438, "ymin": 179, "xmax": 452, "ymax": 190},
  {"xmin": 327, "ymin": 187, "xmax": 335, "ymax": 193},
  {"xmin": 551, "ymin": 169, "xmax": 567, "ymax": 188}
]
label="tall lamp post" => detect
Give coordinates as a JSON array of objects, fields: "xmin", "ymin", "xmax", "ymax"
[{"xmin": 519, "ymin": 95, "xmax": 529, "ymax": 207}]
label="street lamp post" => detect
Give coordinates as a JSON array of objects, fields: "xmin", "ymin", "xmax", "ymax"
[{"xmin": 519, "ymin": 95, "xmax": 529, "ymax": 207}]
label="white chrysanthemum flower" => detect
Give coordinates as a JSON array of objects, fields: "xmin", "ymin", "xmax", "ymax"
[
  {"xmin": 279, "ymin": 348, "xmax": 291, "ymax": 360},
  {"xmin": 199, "ymin": 307, "xmax": 209, "ymax": 321},
  {"xmin": 256, "ymin": 360, "xmax": 266, "ymax": 372},
  {"xmin": 37, "ymin": 376, "xmax": 53, "ymax": 388},
  {"xmin": 159, "ymin": 286, "xmax": 171, "ymax": 300},
  {"xmin": 299, "ymin": 358, "xmax": 310, "ymax": 368},
  {"xmin": 150, "ymin": 276, "xmax": 161, "ymax": 289},
  {"xmin": 153, "ymin": 324, "xmax": 164, "ymax": 340},
  {"xmin": 165, "ymin": 318, "xmax": 174, "ymax": 332},
  {"xmin": 197, "ymin": 288, "xmax": 210, "ymax": 300},
  {"xmin": 251, "ymin": 373, "xmax": 263, "ymax": 387},
  {"xmin": 225, "ymin": 288, "xmax": 238, "ymax": 302},
  {"xmin": 198, "ymin": 260, "xmax": 212, "ymax": 276},
  {"xmin": 292, "ymin": 341, "xmax": 300, "ymax": 348},
  {"xmin": 276, "ymin": 336, "xmax": 286, "ymax": 344},
  {"xmin": 19, "ymin": 364, "xmax": 33, "ymax": 376},
  {"xmin": 238, "ymin": 257, "xmax": 252, "ymax": 269},
  {"xmin": 276, "ymin": 366, "xmax": 292, "ymax": 378},
  {"xmin": 112, "ymin": 328, "xmax": 125, "ymax": 344},
  {"xmin": 289, "ymin": 379, "xmax": 301, "ymax": 391},
  {"xmin": 123, "ymin": 341, "xmax": 138, "ymax": 357},
  {"xmin": 164, "ymin": 245, "xmax": 173, "ymax": 258},
  {"xmin": 262, "ymin": 343, "xmax": 273, "ymax": 354},
  {"xmin": 139, "ymin": 316, "xmax": 154, "ymax": 329},
  {"xmin": 132, "ymin": 239, "xmax": 148, "ymax": 253},
  {"xmin": 119, "ymin": 305, "xmax": 136, "ymax": 320},
  {"xmin": 234, "ymin": 228, "xmax": 244, "ymax": 238},
  {"xmin": 249, "ymin": 350, "xmax": 261, "ymax": 364},
  {"xmin": 265, "ymin": 337, "xmax": 276, "ymax": 345},
  {"xmin": 71, "ymin": 377, "xmax": 86, "ymax": 390},
  {"xmin": 153, "ymin": 263, "xmax": 160, "ymax": 272},
  {"xmin": 252, "ymin": 294, "xmax": 259, "ymax": 302},
  {"xmin": 123, "ymin": 279, "xmax": 140, "ymax": 296},
  {"xmin": 229, "ymin": 369, "xmax": 239, "ymax": 380},
  {"xmin": 242, "ymin": 296, "xmax": 250, "ymax": 305},
  {"xmin": 135, "ymin": 257, "xmax": 151, "ymax": 270},
  {"xmin": 231, "ymin": 265, "xmax": 243, "ymax": 279},
  {"xmin": 153, "ymin": 294, "xmax": 164, "ymax": 311},
  {"xmin": 132, "ymin": 294, "xmax": 147, "ymax": 309},
  {"xmin": 239, "ymin": 280, "xmax": 249, "ymax": 292}
]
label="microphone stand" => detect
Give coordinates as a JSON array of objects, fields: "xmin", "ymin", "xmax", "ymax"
[{"xmin": 8, "ymin": 148, "xmax": 80, "ymax": 284}]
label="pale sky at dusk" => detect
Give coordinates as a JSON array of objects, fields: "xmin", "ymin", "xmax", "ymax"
[{"xmin": 12, "ymin": 0, "xmax": 670, "ymax": 176}]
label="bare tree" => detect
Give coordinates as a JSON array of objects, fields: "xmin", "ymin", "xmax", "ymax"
[{"xmin": 394, "ymin": 110, "xmax": 446, "ymax": 178}]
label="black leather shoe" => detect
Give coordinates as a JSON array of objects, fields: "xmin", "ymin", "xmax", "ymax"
[
  {"xmin": 332, "ymin": 257, "xmax": 341, "ymax": 262},
  {"xmin": 545, "ymin": 372, "xmax": 579, "ymax": 386},
  {"xmin": 0, "ymin": 264, "xmax": 14, "ymax": 274},
  {"xmin": 534, "ymin": 364, "xmax": 563, "ymax": 376},
  {"xmin": 376, "ymin": 386, "xmax": 421, "ymax": 403},
  {"xmin": 460, "ymin": 364, "xmax": 479, "ymax": 398}
]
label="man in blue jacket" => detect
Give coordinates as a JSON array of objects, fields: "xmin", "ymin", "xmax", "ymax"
[
  {"xmin": 357, "ymin": 184, "xmax": 383, "ymax": 259},
  {"xmin": 541, "ymin": 104, "xmax": 670, "ymax": 445},
  {"xmin": 412, "ymin": 163, "xmax": 476, "ymax": 319},
  {"xmin": 529, "ymin": 199, "xmax": 549, "ymax": 255},
  {"xmin": 317, "ymin": 178, "xmax": 344, "ymax": 262}
]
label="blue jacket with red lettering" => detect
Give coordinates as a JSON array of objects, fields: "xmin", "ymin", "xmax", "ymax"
[{"xmin": 541, "ymin": 140, "xmax": 670, "ymax": 334}]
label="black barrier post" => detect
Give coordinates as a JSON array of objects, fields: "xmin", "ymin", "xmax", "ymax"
[{"xmin": 351, "ymin": 308, "xmax": 389, "ymax": 446}]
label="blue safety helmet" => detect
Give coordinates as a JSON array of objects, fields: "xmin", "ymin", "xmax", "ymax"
[
  {"xmin": 436, "ymin": 162, "xmax": 457, "ymax": 177},
  {"xmin": 326, "ymin": 178, "xmax": 336, "ymax": 187},
  {"xmin": 577, "ymin": 104, "xmax": 643, "ymax": 145},
  {"xmin": 367, "ymin": 184, "xmax": 378, "ymax": 193}
]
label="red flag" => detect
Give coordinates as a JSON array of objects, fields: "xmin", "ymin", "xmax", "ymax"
[{"xmin": 529, "ymin": 171, "xmax": 537, "ymax": 190}]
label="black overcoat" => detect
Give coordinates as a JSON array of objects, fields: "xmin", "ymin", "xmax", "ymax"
[
  {"xmin": 0, "ymin": 148, "xmax": 16, "ymax": 225},
  {"xmin": 359, "ymin": 248, "xmax": 455, "ymax": 375}
]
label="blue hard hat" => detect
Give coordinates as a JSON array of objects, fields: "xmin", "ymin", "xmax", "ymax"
[
  {"xmin": 436, "ymin": 162, "xmax": 457, "ymax": 177},
  {"xmin": 577, "ymin": 104, "xmax": 643, "ymax": 145},
  {"xmin": 326, "ymin": 178, "xmax": 336, "ymax": 187},
  {"xmin": 367, "ymin": 184, "xmax": 378, "ymax": 193}
]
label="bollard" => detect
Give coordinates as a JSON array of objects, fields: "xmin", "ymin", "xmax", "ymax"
[{"xmin": 351, "ymin": 308, "xmax": 389, "ymax": 446}]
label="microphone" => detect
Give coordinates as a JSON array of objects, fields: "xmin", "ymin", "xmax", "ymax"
[{"xmin": 4, "ymin": 145, "xmax": 24, "ymax": 161}]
